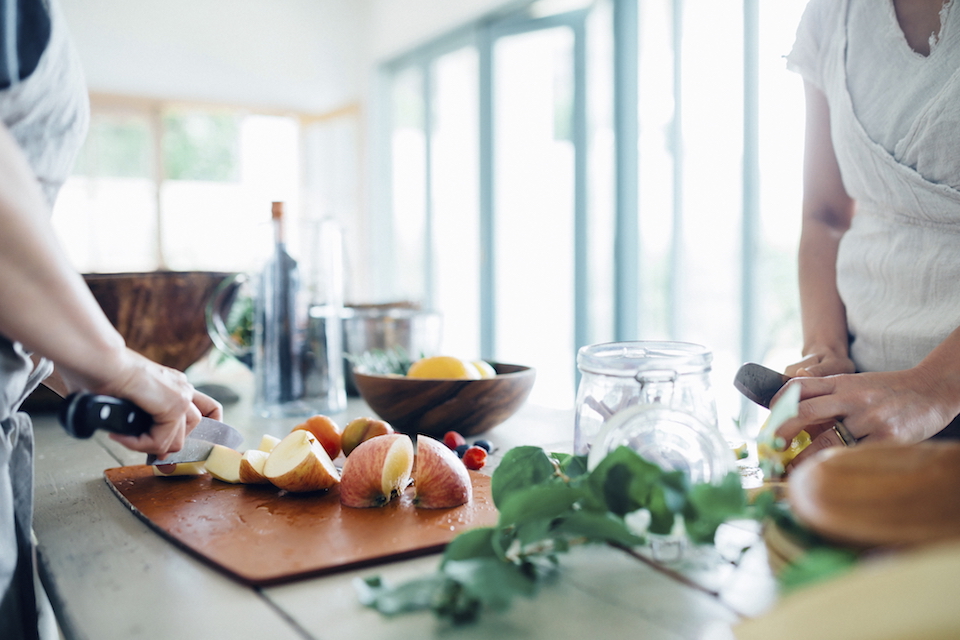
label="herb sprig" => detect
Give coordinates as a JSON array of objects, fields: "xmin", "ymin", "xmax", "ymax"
[{"xmin": 356, "ymin": 445, "xmax": 747, "ymax": 624}]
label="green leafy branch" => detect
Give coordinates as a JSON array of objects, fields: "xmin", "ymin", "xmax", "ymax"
[{"xmin": 356, "ymin": 445, "xmax": 747, "ymax": 624}]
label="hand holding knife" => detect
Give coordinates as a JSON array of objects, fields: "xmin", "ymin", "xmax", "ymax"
[
  {"xmin": 59, "ymin": 392, "xmax": 244, "ymax": 465},
  {"xmin": 733, "ymin": 363, "xmax": 857, "ymax": 447}
]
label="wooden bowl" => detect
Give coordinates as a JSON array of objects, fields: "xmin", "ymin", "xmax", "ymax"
[
  {"xmin": 83, "ymin": 271, "xmax": 234, "ymax": 372},
  {"xmin": 351, "ymin": 363, "xmax": 536, "ymax": 437}
]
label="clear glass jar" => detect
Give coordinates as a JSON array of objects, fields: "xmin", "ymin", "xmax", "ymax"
[{"xmin": 574, "ymin": 341, "xmax": 718, "ymax": 455}]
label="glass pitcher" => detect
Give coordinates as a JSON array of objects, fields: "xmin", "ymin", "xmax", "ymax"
[{"xmin": 574, "ymin": 341, "xmax": 718, "ymax": 456}]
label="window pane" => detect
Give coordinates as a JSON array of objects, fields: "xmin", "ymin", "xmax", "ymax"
[
  {"xmin": 431, "ymin": 47, "xmax": 481, "ymax": 359},
  {"xmin": 390, "ymin": 67, "xmax": 428, "ymax": 305},
  {"xmin": 161, "ymin": 114, "xmax": 299, "ymax": 273},
  {"xmin": 52, "ymin": 111, "xmax": 157, "ymax": 272},
  {"xmin": 493, "ymin": 26, "xmax": 576, "ymax": 408},
  {"xmin": 163, "ymin": 110, "xmax": 240, "ymax": 182}
]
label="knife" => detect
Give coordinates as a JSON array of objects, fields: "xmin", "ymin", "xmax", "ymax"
[
  {"xmin": 59, "ymin": 392, "xmax": 243, "ymax": 465},
  {"xmin": 734, "ymin": 362, "xmax": 791, "ymax": 409}
]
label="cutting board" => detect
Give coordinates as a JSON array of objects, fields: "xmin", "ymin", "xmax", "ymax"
[{"xmin": 104, "ymin": 465, "xmax": 498, "ymax": 586}]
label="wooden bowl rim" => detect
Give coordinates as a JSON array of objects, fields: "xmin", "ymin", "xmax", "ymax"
[{"xmin": 352, "ymin": 362, "xmax": 535, "ymax": 382}]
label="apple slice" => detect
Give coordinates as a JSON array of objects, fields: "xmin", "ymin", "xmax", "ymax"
[
  {"xmin": 239, "ymin": 449, "xmax": 270, "ymax": 484},
  {"xmin": 258, "ymin": 434, "xmax": 282, "ymax": 453},
  {"xmin": 341, "ymin": 417, "xmax": 394, "ymax": 456},
  {"xmin": 205, "ymin": 444, "xmax": 243, "ymax": 484},
  {"xmin": 412, "ymin": 435, "xmax": 472, "ymax": 509},
  {"xmin": 152, "ymin": 461, "xmax": 207, "ymax": 477},
  {"xmin": 293, "ymin": 415, "xmax": 342, "ymax": 459},
  {"xmin": 263, "ymin": 430, "xmax": 341, "ymax": 493},
  {"xmin": 339, "ymin": 434, "xmax": 414, "ymax": 508}
]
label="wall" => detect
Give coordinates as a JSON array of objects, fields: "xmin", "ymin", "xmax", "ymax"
[{"xmin": 59, "ymin": 0, "xmax": 368, "ymax": 114}]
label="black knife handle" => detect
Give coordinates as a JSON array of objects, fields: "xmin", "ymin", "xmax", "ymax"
[{"xmin": 59, "ymin": 392, "xmax": 153, "ymax": 439}]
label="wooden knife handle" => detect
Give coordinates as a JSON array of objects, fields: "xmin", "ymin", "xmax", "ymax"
[{"xmin": 59, "ymin": 392, "xmax": 153, "ymax": 439}]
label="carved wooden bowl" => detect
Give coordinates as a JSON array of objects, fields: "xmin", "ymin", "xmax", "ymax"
[
  {"xmin": 352, "ymin": 363, "xmax": 536, "ymax": 437},
  {"xmin": 83, "ymin": 271, "xmax": 234, "ymax": 372}
]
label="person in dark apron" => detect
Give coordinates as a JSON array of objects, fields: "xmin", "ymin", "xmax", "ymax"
[
  {"xmin": 774, "ymin": 0, "xmax": 960, "ymax": 462},
  {"xmin": 0, "ymin": 2, "xmax": 222, "ymax": 638}
]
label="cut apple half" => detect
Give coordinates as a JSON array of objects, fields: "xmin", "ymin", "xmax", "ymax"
[
  {"xmin": 205, "ymin": 444, "xmax": 243, "ymax": 484},
  {"xmin": 239, "ymin": 449, "xmax": 270, "ymax": 484},
  {"xmin": 339, "ymin": 433, "xmax": 414, "ymax": 508},
  {"xmin": 412, "ymin": 435, "xmax": 472, "ymax": 509},
  {"xmin": 263, "ymin": 430, "xmax": 341, "ymax": 493}
]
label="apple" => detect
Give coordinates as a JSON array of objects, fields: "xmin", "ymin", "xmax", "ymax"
[
  {"xmin": 339, "ymin": 434, "xmax": 414, "ymax": 508},
  {"xmin": 262, "ymin": 430, "xmax": 340, "ymax": 493},
  {"xmin": 239, "ymin": 449, "xmax": 271, "ymax": 484},
  {"xmin": 205, "ymin": 444, "xmax": 243, "ymax": 484},
  {"xmin": 152, "ymin": 461, "xmax": 207, "ymax": 477},
  {"xmin": 258, "ymin": 434, "xmax": 281, "ymax": 453},
  {"xmin": 292, "ymin": 415, "xmax": 342, "ymax": 459},
  {"xmin": 341, "ymin": 417, "xmax": 394, "ymax": 456},
  {"xmin": 412, "ymin": 435, "xmax": 472, "ymax": 509}
]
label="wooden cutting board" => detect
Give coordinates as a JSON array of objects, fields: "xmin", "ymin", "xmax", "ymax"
[{"xmin": 104, "ymin": 466, "xmax": 498, "ymax": 586}]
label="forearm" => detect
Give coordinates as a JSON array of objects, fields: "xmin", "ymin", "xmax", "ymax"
[
  {"xmin": 797, "ymin": 217, "xmax": 850, "ymax": 359},
  {"xmin": 0, "ymin": 123, "xmax": 126, "ymax": 390},
  {"xmin": 914, "ymin": 326, "xmax": 960, "ymax": 425}
]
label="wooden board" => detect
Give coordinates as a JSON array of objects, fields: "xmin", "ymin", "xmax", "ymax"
[{"xmin": 104, "ymin": 466, "xmax": 498, "ymax": 586}]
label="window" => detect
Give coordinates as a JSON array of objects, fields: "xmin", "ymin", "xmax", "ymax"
[
  {"xmin": 379, "ymin": 0, "xmax": 811, "ymax": 420},
  {"xmin": 53, "ymin": 95, "xmax": 362, "ymax": 290}
]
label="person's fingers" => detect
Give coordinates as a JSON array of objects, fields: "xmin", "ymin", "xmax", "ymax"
[{"xmin": 784, "ymin": 355, "xmax": 820, "ymax": 378}]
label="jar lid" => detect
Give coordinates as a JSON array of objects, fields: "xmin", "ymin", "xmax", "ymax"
[
  {"xmin": 586, "ymin": 404, "xmax": 734, "ymax": 486},
  {"xmin": 577, "ymin": 341, "xmax": 712, "ymax": 377}
]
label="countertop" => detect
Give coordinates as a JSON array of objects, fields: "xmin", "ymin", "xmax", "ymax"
[{"xmin": 28, "ymin": 373, "xmax": 779, "ymax": 640}]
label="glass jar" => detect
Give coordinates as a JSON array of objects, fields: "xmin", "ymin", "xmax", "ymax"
[{"xmin": 574, "ymin": 341, "xmax": 718, "ymax": 455}]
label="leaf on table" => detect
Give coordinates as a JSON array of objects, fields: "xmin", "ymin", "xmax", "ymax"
[{"xmin": 490, "ymin": 446, "xmax": 558, "ymax": 508}]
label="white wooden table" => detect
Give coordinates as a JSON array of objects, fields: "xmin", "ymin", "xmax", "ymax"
[{"xmin": 29, "ymin": 371, "xmax": 778, "ymax": 640}]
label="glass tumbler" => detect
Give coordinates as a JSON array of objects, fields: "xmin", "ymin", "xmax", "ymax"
[{"xmin": 574, "ymin": 341, "xmax": 718, "ymax": 456}]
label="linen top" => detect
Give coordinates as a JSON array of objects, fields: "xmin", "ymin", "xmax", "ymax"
[{"xmin": 786, "ymin": 0, "xmax": 960, "ymax": 374}]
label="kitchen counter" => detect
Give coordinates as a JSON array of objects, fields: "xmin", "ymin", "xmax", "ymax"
[{"xmin": 28, "ymin": 379, "xmax": 779, "ymax": 640}]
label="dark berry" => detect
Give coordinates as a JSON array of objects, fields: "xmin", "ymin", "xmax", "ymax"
[
  {"xmin": 473, "ymin": 439, "xmax": 493, "ymax": 452},
  {"xmin": 454, "ymin": 443, "xmax": 470, "ymax": 458}
]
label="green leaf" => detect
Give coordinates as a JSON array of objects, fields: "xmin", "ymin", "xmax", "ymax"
[
  {"xmin": 442, "ymin": 558, "xmax": 539, "ymax": 611},
  {"xmin": 354, "ymin": 574, "xmax": 451, "ymax": 616},
  {"xmin": 490, "ymin": 446, "xmax": 559, "ymax": 508},
  {"xmin": 442, "ymin": 527, "xmax": 498, "ymax": 564},
  {"xmin": 683, "ymin": 472, "xmax": 747, "ymax": 544},
  {"xmin": 496, "ymin": 482, "xmax": 583, "ymax": 530},
  {"xmin": 551, "ymin": 510, "xmax": 644, "ymax": 547},
  {"xmin": 551, "ymin": 452, "xmax": 590, "ymax": 479},
  {"xmin": 587, "ymin": 446, "xmax": 666, "ymax": 516},
  {"xmin": 777, "ymin": 547, "xmax": 859, "ymax": 593}
]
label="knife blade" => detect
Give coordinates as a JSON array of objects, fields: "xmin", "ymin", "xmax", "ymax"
[
  {"xmin": 59, "ymin": 392, "xmax": 243, "ymax": 465},
  {"xmin": 734, "ymin": 363, "xmax": 791, "ymax": 409}
]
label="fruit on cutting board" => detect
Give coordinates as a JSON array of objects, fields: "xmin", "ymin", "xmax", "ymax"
[
  {"xmin": 258, "ymin": 434, "xmax": 281, "ymax": 453},
  {"xmin": 152, "ymin": 461, "xmax": 207, "ymax": 476},
  {"xmin": 412, "ymin": 435, "xmax": 472, "ymax": 509},
  {"xmin": 205, "ymin": 444, "xmax": 243, "ymax": 483},
  {"xmin": 788, "ymin": 441, "xmax": 960, "ymax": 548},
  {"xmin": 339, "ymin": 434, "xmax": 414, "ymax": 508},
  {"xmin": 262, "ymin": 430, "xmax": 341, "ymax": 493},
  {"xmin": 238, "ymin": 449, "xmax": 270, "ymax": 484},
  {"xmin": 341, "ymin": 416, "xmax": 394, "ymax": 456},
  {"xmin": 292, "ymin": 415, "xmax": 342, "ymax": 459}
]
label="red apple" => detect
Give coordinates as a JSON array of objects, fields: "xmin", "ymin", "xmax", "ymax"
[
  {"xmin": 292, "ymin": 415, "xmax": 342, "ymax": 459},
  {"xmin": 412, "ymin": 435, "xmax": 472, "ymax": 509},
  {"xmin": 263, "ymin": 430, "xmax": 341, "ymax": 493},
  {"xmin": 341, "ymin": 416, "xmax": 394, "ymax": 456},
  {"xmin": 339, "ymin": 434, "xmax": 414, "ymax": 508}
]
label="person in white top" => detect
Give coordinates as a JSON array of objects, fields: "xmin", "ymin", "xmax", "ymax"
[{"xmin": 774, "ymin": 0, "xmax": 960, "ymax": 466}]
